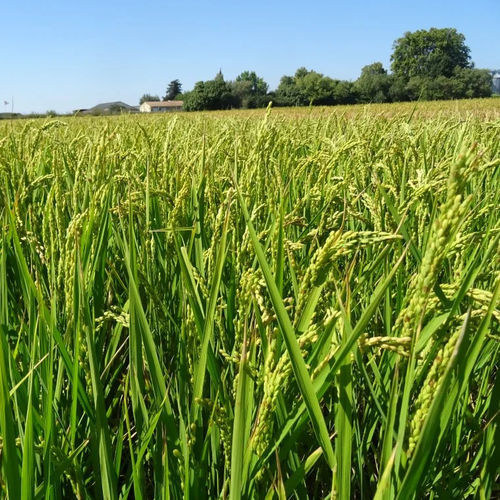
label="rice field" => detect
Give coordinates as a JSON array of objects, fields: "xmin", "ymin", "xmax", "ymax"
[{"xmin": 0, "ymin": 99, "xmax": 499, "ymax": 499}]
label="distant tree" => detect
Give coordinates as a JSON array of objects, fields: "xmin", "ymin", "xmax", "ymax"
[
  {"xmin": 235, "ymin": 71, "xmax": 268, "ymax": 95},
  {"xmin": 275, "ymin": 75, "xmax": 307, "ymax": 106},
  {"xmin": 334, "ymin": 81, "xmax": 357, "ymax": 104},
  {"xmin": 387, "ymin": 75, "xmax": 409, "ymax": 102},
  {"xmin": 275, "ymin": 69, "xmax": 357, "ymax": 107},
  {"xmin": 355, "ymin": 62, "xmax": 391, "ymax": 103},
  {"xmin": 405, "ymin": 75, "xmax": 450, "ymax": 101},
  {"xmin": 183, "ymin": 72, "xmax": 237, "ymax": 111},
  {"xmin": 294, "ymin": 67, "xmax": 309, "ymax": 80},
  {"xmin": 294, "ymin": 67, "xmax": 354, "ymax": 105},
  {"xmin": 230, "ymin": 80, "xmax": 253, "ymax": 107},
  {"xmin": 391, "ymin": 28, "xmax": 471, "ymax": 80},
  {"xmin": 231, "ymin": 71, "xmax": 269, "ymax": 108},
  {"xmin": 140, "ymin": 94, "xmax": 160, "ymax": 104},
  {"xmin": 454, "ymin": 68, "xmax": 492, "ymax": 98},
  {"xmin": 296, "ymin": 70, "xmax": 335, "ymax": 105},
  {"xmin": 276, "ymin": 68, "xmax": 326, "ymax": 106},
  {"xmin": 164, "ymin": 79, "xmax": 182, "ymax": 100},
  {"xmin": 401, "ymin": 66, "xmax": 492, "ymax": 102}
]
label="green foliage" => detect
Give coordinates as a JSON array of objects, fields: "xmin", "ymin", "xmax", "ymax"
[
  {"xmin": 275, "ymin": 68, "xmax": 356, "ymax": 106},
  {"xmin": 384, "ymin": 27, "xmax": 493, "ymax": 102},
  {"xmin": 231, "ymin": 71, "xmax": 270, "ymax": 108},
  {"xmin": 391, "ymin": 27, "xmax": 471, "ymax": 80},
  {"xmin": 152, "ymin": 27, "xmax": 491, "ymax": 111},
  {"xmin": 454, "ymin": 68, "xmax": 493, "ymax": 98},
  {"xmin": 405, "ymin": 67, "xmax": 493, "ymax": 101},
  {"xmin": 330, "ymin": 80, "xmax": 357, "ymax": 104},
  {"xmin": 388, "ymin": 76, "xmax": 409, "ymax": 102},
  {"xmin": 275, "ymin": 74, "xmax": 307, "ymax": 106},
  {"xmin": 295, "ymin": 70, "xmax": 335, "ymax": 105},
  {"xmin": 235, "ymin": 71, "xmax": 268, "ymax": 95},
  {"xmin": 354, "ymin": 63, "xmax": 392, "ymax": 103},
  {"xmin": 183, "ymin": 71, "xmax": 237, "ymax": 111}
]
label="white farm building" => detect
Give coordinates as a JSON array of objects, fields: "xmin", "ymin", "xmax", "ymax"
[
  {"xmin": 139, "ymin": 100, "xmax": 183, "ymax": 113},
  {"xmin": 492, "ymin": 72, "xmax": 500, "ymax": 94}
]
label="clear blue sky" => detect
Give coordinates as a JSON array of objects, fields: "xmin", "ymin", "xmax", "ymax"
[{"xmin": 1, "ymin": 0, "xmax": 499, "ymax": 114}]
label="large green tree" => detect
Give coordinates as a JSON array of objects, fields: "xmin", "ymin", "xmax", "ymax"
[{"xmin": 391, "ymin": 28, "xmax": 471, "ymax": 80}]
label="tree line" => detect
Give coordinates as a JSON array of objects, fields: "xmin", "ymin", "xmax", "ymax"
[{"xmin": 140, "ymin": 28, "xmax": 494, "ymax": 111}]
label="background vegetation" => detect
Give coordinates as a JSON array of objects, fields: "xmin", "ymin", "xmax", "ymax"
[{"xmin": 175, "ymin": 28, "xmax": 494, "ymax": 111}]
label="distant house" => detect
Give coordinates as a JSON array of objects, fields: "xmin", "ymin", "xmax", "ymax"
[
  {"xmin": 81, "ymin": 101, "xmax": 138, "ymax": 115},
  {"xmin": 139, "ymin": 100, "xmax": 183, "ymax": 113}
]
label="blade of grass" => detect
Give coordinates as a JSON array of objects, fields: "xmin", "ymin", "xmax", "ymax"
[
  {"xmin": 230, "ymin": 328, "xmax": 250, "ymax": 500},
  {"xmin": 0, "ymin": 325, "xmax": 21, "ymax": 500}
]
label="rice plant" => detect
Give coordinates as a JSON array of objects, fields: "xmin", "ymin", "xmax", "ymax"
[{"xmin": 0, "ymin": 99, "xmax": 499, "ymax": 499}]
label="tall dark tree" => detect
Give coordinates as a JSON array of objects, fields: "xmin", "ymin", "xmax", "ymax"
[
  {"xmin": 164, "ymin": 79, "xmax": 182, "ymax": 101},
  {"xmin": 391, "ymin": 28, "xmax": 471, "ymax": 80}
]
